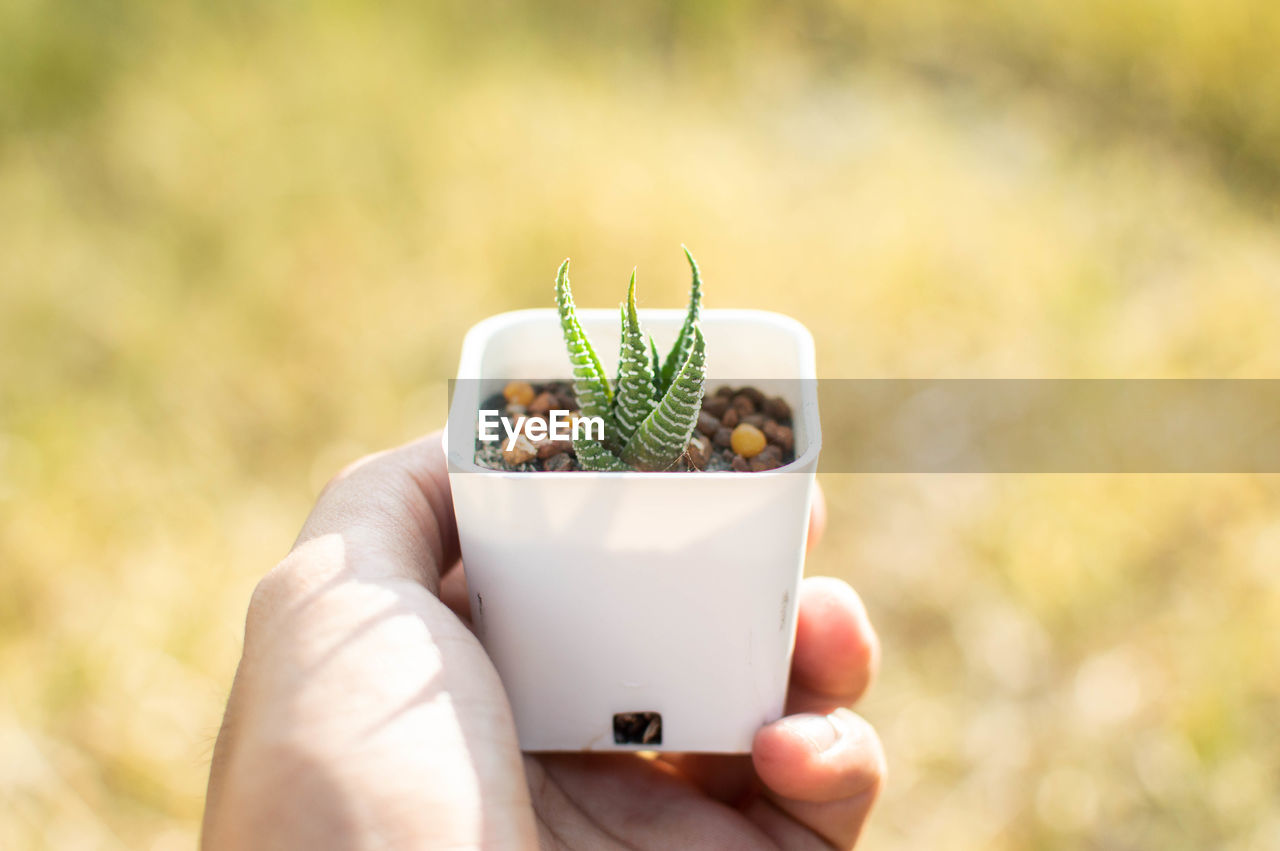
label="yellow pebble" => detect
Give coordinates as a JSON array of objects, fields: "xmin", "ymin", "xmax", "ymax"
[
  {"xmin": 503, "ymin": 380, "xmax": 535, "ymax": 407},
  {"xmin": 730, "ymin": 423, "xmax": 767, "ymax": 458}
]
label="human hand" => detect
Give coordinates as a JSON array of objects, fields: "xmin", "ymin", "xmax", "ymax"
[{"xmin": 203, "ymin": 432, "xmax": 884, "ymax": 849}]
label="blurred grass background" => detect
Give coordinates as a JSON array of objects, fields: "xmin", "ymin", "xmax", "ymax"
[{"xmin": 4, "ymin": 1, "xmax": 1280, "ymax": 848}]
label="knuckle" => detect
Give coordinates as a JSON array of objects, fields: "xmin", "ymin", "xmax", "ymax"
[
  {"xmin": 839, "ymin": 711, "xmax": 887, "ymax": 795},
  {"xmin": 244, "ymin": 553, "xmax": 332, "ymax": 637},
  {"xmin": 245, "ymin": 563, "xmax": 294, "ymax": 636}
]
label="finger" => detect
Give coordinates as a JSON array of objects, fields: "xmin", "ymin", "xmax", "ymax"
[
  {"xmin": 290, "ymin": 430, "xmax": 459, "ymax": 594},
  {"xmin": 662, "ymin": 575, "xmax": 877, "ymax": 801},
  {"xmin": 438, "ymin": 561, "xmax": 473, "ymax": 623},
  {"xmin": 787, "ymin": 577, "xmax": 879, "ymax": 714},
  {"xmin": 807, "ymin": 482, "xmax": 826, "ymax": 553},
  {"xmin": 747, "ymin": 708, "xmax": 885, "ymax": 849}
]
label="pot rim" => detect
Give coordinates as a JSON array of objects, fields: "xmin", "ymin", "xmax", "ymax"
[{"xmin": 445, "ymin": 308, "xmax": 821, "ymax": 478}]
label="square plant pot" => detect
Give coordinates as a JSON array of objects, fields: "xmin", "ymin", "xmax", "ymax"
[{"xmin": 444, "ymin": 308, "xmax": 821, "ymax": 752}]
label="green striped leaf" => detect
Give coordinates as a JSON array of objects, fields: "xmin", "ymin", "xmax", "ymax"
[
  {"xmin": 658, "ymin": 245, "xmax": 703, "ymax": 394},
  {"xmin": 648, "ymin": 335, "xmax": 663, "ymax": 399},
  {"xmin": 554, "ymin": 259, "xmax": 614, "ymax": 421},
  {"xmin": 613, "ymin": 270, "xmax": 657, "ymax": 445},
  {"xmin": 573, "ymin": 436, "xmax": 630, "ymax": 471},
  {"xmin": 622, "ymin": 326, "xmax": 707, "ymax": 471}
]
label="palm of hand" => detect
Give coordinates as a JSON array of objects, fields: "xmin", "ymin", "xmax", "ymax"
[{"xmin": 203, "ymin": 434, "xmax": 883, "ymax": 850}]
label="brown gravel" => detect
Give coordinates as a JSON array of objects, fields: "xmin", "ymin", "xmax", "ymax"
[
  {"xmin": 502, "ymin": 434, "xmax": 537, "ymax": 466},
  {"xmin": 537, "ymin": 439, "xmax": 574, "ymax": 459},
  {"xmin": 763, "ymin": 421, "xmax": 794, "ymax": 452},
  {"xmin": 543, "ymin": 452, "xmax": 577, "ymax": 472},
  {"xmin": 686, "ymin": 435, "xmax": 711, "ymax": 470},
  {"xmin": 528, "ymin": 391, "xmax": 558, "ymax": 417},
  {"xmin": 763, "ymin": 396, "xmax": 791, "ymax": 421},
  {"xmin": 750, "ymin": 455, "xmax": 782, "ymax": 472},
  {"xmin": 503, "ymin": 380, "xmax": 535, "ymax": 407},
  {"xmin": 700, "ymin": 386, "xmax": 798, "ymax": 472},
  {"xmin": 703, "ymin": 396, "xmax": 729, "ymax": 418}
]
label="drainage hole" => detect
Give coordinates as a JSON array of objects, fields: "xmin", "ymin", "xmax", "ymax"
[{"xmin": 613, "ymin": 712, "xmax": 662, "ymax": 745}]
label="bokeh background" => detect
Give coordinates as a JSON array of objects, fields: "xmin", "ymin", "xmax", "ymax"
[{"xmin": 5, "ymin": 2, "xmax": 1280, "ymax": 848}]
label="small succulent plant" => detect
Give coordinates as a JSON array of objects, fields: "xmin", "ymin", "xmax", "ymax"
[{"xmin": 555, "ymin": 248, "xmax": 707, "ymax": 471}]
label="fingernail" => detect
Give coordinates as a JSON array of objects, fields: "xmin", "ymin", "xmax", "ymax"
[{"xmin": 788, "ymin": 713, "xmax": 842, "ymax": 752}]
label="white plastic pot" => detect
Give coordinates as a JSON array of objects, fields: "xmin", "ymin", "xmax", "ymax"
[{"xmin": 444, "ymin": 308, "xmax": 821, "ymax": 752}]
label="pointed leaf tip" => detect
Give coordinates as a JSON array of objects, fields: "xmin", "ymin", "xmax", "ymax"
[
  {"xmin": 626, "ymin": 269, "xmax": 639, "ymax": 322},
  {"xmin": 614, "ymin": 265, "xmax": 657, "ymax": 445}
]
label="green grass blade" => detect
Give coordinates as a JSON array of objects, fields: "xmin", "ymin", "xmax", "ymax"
[
  {"xmin": 554, "ymin": 259, "xmax": 614, "ymax": 419},
  {"xmin": 613, "ymin": 270, "xmax": 658, "ymax": 444},
  {"xmin": 622, "ymin": 326, "xmax": 706, "ymax": 471},
  {"xmin": 658, "ymin": 245, "xmax": 703, "ymax": 393}
]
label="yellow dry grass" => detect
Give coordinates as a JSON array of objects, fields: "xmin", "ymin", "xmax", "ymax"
[{"xmin": 3, "ymin": 4, "xmax": 1280, "ymax": 848}]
